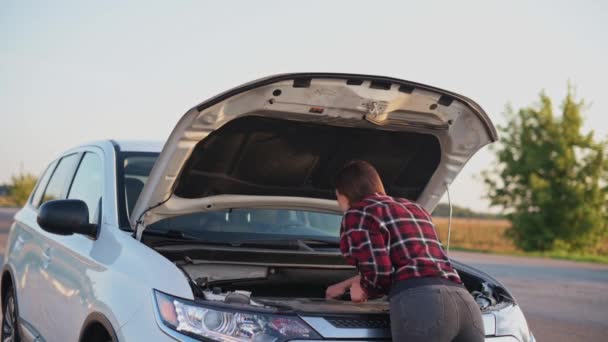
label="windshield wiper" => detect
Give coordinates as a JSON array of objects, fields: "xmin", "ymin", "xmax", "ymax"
[
  {"xmin": 143, "ymin": 229, "xmax": 201, "ymax": 241},
  {"xmin": 230, "ymin": 238, "xmax": 340, "ymax": 251}
]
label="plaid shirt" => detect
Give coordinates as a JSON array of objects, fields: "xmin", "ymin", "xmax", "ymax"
[{"xmin": 339, "ymin": 194, "xmax": 461, "ymax": 298}]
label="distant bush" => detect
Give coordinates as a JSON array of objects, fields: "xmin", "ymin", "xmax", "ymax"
[{"xmin": 6, "ymin": 172, "xmax": 38, "ymax": 207}]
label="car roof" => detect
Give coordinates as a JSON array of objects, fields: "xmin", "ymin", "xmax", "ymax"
[{"xmin": 113, "ymin": 140, "xmax": 164, "ymax": 153}]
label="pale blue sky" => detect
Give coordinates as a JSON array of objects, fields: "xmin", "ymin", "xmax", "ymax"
[{"xmin": 1, "ymin": 0, "xmax": 607, "ymax": 211}]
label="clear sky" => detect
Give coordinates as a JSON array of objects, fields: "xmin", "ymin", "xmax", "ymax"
[{"xmin": 1, "ymin": 0, "xmax": 607, "ymax": 211}]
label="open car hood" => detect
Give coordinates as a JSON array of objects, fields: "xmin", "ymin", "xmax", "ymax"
[{"xmin": 131, "ymin": 73, "xmax": 497, "ymax": 238}]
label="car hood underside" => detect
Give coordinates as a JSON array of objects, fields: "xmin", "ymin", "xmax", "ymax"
[{"xmin": 131, "ymin": 73, "xmax": 497, "ymax": 238}]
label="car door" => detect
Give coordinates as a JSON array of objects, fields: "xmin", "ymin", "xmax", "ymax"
[
  {"xmin": 34, "ymin": 149, "xmax": 104, "ymax": 341},
  {"xmin": 7, "ymin": 158, "xmax": 57, "ymax": 340},
  {"xmin": 8, "ymin": 153, "xmax": 80, "ymax": 340}
]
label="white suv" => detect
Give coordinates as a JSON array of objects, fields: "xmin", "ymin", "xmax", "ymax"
[{"xmin": 2, "ymin": 73, "xmax": 534, "ymax": 341}]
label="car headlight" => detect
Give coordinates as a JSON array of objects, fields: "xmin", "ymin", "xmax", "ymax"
[
  {"xmin": 494, "ymin": 304, "xmax": 533, "ymax": 342},
  {"xmin": 154, "ymin": 290, "xmax": 321, "ymax": 341}
]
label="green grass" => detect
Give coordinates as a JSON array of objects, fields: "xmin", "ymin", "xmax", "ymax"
[
  {"xmin": 448, "ymin": 246, "xmax": 608, "ymax": 264},
  {"xmin": 525, "ymin": 250, "xmax": 608, "ymax": 264}
]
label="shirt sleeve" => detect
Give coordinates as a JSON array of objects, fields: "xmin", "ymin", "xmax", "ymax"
[{"xmin": 339, "ymin": 210, "xmax": 392, "ymax": 298}]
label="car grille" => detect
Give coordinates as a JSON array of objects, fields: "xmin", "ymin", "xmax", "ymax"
[{"xmin": 326, "ymin": 317, "xmax": 391, "ymax": 329}]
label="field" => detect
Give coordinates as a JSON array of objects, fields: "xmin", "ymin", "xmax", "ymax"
[
  {"xmin": 0, "ymin": 196, "xmax": 13, "ymax": 207},
  {"xmin": 432, "ymin": 217, "xmax": 608, "ymax": 263},
  {"xmin": 433, "ymin": 217, "xmax": 517, "ymax": 253}
]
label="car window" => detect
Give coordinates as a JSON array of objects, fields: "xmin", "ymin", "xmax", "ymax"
[
  {"xmin": 41, "ymin": 153, "xmax": 80, "ymax": 205},
  {"xmin": 68, "ymin": 153, "xmax": 103, "ymax": 224},
  {"xmin": 30, "ymin": 160, "xmax": 58, "ymax": 208},
  {"xmin": 123, "ymin": 154, "xmax": 157, "ymax": 218}
]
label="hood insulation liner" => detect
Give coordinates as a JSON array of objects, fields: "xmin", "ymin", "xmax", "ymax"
[{"xmin": 174, "ymin": 116, "xmax": 440, "ymax": 201}]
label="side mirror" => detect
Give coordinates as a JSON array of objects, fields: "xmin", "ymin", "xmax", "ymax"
[{"xmin": 37, "ymin": 199, "xmax": 98, "ymax": 238}]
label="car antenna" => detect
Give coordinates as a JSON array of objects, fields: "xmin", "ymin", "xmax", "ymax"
[{"xmin": 445, "ymin": 181, "xmax": 453, "ymax": 256}]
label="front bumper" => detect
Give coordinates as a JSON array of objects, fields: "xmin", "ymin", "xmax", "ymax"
[{"xmin": 144, "ymin": 293, "xmax": 533, "ymax": 342}]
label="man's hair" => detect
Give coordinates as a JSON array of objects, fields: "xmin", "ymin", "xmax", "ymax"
[{"xmin": 333, "ymin": 160, "xmax": 386, "ymax": 204}]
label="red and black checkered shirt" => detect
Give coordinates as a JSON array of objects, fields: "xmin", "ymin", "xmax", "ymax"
[{"xmin": 339, "ymin": 194, "xmax": 461, "ymax": 298}]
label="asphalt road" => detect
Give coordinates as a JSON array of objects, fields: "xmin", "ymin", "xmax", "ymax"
[
  {"xmin": 0, "ymin": 208, "xmax": 607, "ymax": 341},
  {"xmin": 451, "ymin": 251, "xmax": 608, "ymax": 340}
]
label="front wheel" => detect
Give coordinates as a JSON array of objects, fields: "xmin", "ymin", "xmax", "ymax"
[{"xmin": 2, "ymin": 286, "xmax": 20, "ymax": 342}]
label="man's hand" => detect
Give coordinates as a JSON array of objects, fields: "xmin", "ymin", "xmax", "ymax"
[
  {"xmin": 350, "ymin": 279, "xmax": 368, "ymax": 303},
  {"xmin": 325, "ymin": 282, "xmax": 348, "ymax": 299}
]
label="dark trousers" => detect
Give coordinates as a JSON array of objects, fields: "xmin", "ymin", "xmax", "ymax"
[{"xmin": 389, "ymin": 284, "xmax": 485, "ymax": 342}]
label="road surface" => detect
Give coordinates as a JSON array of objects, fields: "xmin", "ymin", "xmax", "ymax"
[
  {"xmin": 451, "ymin": 251, "xmax": 608, "ymax": 340},
  {"xmin": 0, "ymin": 208, "xmax": 607, "ymax": 340}
]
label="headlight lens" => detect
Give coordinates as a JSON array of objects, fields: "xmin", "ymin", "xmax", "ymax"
[{"xmin": 154, "ymin": 290, "xmax": 321, "ymax": 341}]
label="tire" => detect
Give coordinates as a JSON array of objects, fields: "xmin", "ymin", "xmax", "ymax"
[
  {"xmin": 1, "ymin": 286, "xmax": 20, "ymax": 342},
  {"xmin": 80, "ymin": 323, "xmax": 114, "ymax": 342}
]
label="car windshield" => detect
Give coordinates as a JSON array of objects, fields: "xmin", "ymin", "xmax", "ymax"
[
  {"xmin": 117, "ymin": 152, "xmax": 343, "ymax": 241},
  {"xmin": 147, "ymin": 209, "xmax": 343, "ymax": 242}
]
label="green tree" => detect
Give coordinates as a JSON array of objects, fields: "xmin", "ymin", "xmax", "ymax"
[
  {"xmin": 483, "ymin": 88, "xmax": 608, "ymax": 253},
  {"xmin": 8, "ymin": 172, "xmax": 38, "ymax": 207}
]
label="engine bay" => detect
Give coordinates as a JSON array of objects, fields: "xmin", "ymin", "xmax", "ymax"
[{"xmin": 175, "ymin": 260, "xmax": 509, "ymax": 314}]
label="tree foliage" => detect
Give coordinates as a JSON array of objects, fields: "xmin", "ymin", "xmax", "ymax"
[
  {"xmin": 7, "ymin": 172, "xmax": 38, "ymax": 207},
  {"xmin": 483, "ymin": 88, "xmax": 608, "ymax": 252}
]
